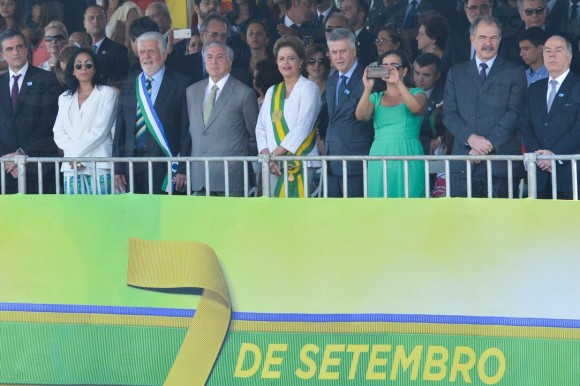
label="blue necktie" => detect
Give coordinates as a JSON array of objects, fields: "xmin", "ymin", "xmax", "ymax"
[
  {"xmin": 135, "ymin": 77, "xmax": 153, "ymax": 149},
  {"xmin": 336, "ymin": 75, "xmax": 347, "ymax": 107},
  {"xmin": 403, "ymin": 0, "xmax": 418, "ymax": 28},
  {"xmin": 479, "ymin": 62, "xmax": 488, "ymax": 84}
]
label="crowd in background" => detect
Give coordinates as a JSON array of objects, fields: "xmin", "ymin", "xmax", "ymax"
[{"xmin": 1, "ymin": 0, "xmax": 579, "ymax": 198}]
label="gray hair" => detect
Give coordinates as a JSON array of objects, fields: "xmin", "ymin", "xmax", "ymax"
[
  {"xmin": 516, "ymin": 0, "xmax": 547, "ymax": 11},
  {"xmin": 327, "ymin": 28, "xmax": 356, "ymax": 49},
  {"xmin": 147, "ymin": 2, "xmax": 170, "ymax": 17},
  {"xmin": 469, "ymin": 15, "xmax": 502, "ymax": 38},
  {"xmin": 200, "ymin": 13, "xmax": 230, "ymax": 37},
  {"xmin": 137, "ymin": 31, "xmax": 167, "ymax": 53},
  {"xmin": 205, "ymin": 41, "xmax": 234, "ymax": 62}
]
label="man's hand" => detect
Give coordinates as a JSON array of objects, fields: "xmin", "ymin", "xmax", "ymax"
[
  {"xmin": 2, "ymin": 152, "xmax": 19, "ymax": 178},
  {"xmin": 174, "ymin": 173, "xmax": 187, "ymax": 192},
  {"xmin": 467, "ymin": 134, "xmax": 493, "ymax": 155},
  {"xmin": 535, "ymin": 149, "xmax": 554, "ymax": 172},
  {"xmin": 277, "ymin": 24, "xmax": 298, "ymax": 37},
  {"xmin": 114, "ymin": 174, "xmax": 127, "ymax": 193}
]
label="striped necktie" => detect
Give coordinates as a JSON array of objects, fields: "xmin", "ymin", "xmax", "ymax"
[{"xmin": 135, "ymin": 76, "xmax": 153, "ymax": 149}]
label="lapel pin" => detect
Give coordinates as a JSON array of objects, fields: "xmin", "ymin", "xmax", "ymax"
[
  {"xmin": 27, "ymin": 82, "xmax": 32, "ymax": 86},
  {"xmin": 345, "ymin": 89, "xmax": 350, "ymax": 95},
  {"xmin": 558, "ymin": 93, "xmax": 564, "ymax": 97}
]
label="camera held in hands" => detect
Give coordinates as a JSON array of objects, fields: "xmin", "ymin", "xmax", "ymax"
[{"xmin": 367, "ymin": 65, "xmax": 389, "ymax": 79}]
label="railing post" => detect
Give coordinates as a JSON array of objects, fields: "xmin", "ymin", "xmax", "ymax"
[
  {"xmin": 15, "ymin": 155, "xmax": 27, "ymax": 194},
  {"xmin": 524, "ymin": 152, "xmax": 537, "ymax": 199},
  {"xmin": 259, "ymin": 153, "xmax": 271, "ymax": 197}
]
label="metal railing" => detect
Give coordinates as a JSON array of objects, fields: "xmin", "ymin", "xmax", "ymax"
[{"xmin": 1, "ymin": 153, "xmax": 579, "ymax": 199}]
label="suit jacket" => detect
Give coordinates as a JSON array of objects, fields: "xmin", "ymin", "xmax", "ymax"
[
  {"xmin": 173, "ymin": 51, "xmax": 250, "ymax": 85},
  {"xmin": 53, "ymin": 85, "xmax": 118, "ymax": 172},
  {"xmin": 0, "ymin": 65, "xmax": 61, "ymax": 193},
  {"xmin": 443, "ymin": 56, "xmax": 527, "ymax": 177},
  {"xmin": 95, "ymin": 37, "xmax": 129, "ymax": 86},
  {"xmin": 185, "ymin": 75, "xmax": 258, "ymax": 193},
  {"xmin": 520, "ymin": 72, "xmax": 580, "ymax": 192},
  {"xmin": 379, "ymin": 0, "xmax": 434, "ymax": 27},
  {"xmin": 445, "ymin": 27, "xmax": 471, "ymax": 66},
  {"xmin": 548, "ymin": 0, "xmax": 580, "ymax": 42},
  {"xmin": 325, "ymin": 63, "xmax": 374, "ymax": 176},
  {"xmin": 356, "ymin": 28, "xmax": 377, "ymax": 68},
  {"xmin": 112, "ymin": 68, "xmax": 193, "ymax": 192}
]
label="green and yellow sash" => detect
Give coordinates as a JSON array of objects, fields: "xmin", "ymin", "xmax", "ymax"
[{"xmin": 270, "ymin": 82, "xmax": 317, "ymax": 198}]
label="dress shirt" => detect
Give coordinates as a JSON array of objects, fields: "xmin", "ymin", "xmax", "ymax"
[
  {"xmin": 546, "ymin": 69, "xmax": 570, "ymax": 105},
  {"xmin": 284, "ymin": 15, "xmax": 300, "ymax": 28},
  {"xmin": 570, "ymin": 0, "xmax": 580, "ymax": 18},
  {"xmin": 475, "ymin": 55, "xmax": 497, "ymax": 77},
  {"xmin": 318, "ymin": 5, "xmax": 333, "ymax": 22},
  {"xmin": 203, "ymin": 74, "xmax": 230, "ymax": 105},
  {"xmin": 92, "ymin": 37, "xmax": 105, "ymax": 53},
  {"xmin": 405, "ymin": 0, "xmax": 422, "ymax": 16},
  {"xmin": 142, "ymin": 66, "xmax": 165, "ymax": 104},
  {"xmin": 9, "ymin": 61, "xmax": 28, "ymax": 94},
  {"xmin": 335, "ymin": 60, "xmax": 358, "ymax": 105},
  {"xmin": 525, "ymin": 65, "xmax": 548, "ymax": 86}
]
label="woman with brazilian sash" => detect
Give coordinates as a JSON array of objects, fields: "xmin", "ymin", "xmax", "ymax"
[{"xmin": 256, "ymin": 36, "xmax": 321, "ymax": 197}]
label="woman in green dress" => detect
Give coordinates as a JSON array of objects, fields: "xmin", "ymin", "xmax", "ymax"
[{"xmin": 356, "ymin": 50, "xmax": 428, "ymax": 198}]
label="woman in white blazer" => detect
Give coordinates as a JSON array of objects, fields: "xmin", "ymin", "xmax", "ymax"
[{"xmin": 53, "ymin": 47, "xmax": 118, "ymax": 194}]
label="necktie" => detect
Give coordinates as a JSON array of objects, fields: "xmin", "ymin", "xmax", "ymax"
[
  {"xmin": 403, "ymin": 0, "xmax": 418, "ymax": 28},
  {"xmin": 290, "ymin": 24, "xmax": 299, "ymax": 31},
  {"xmin": 571, "ymin": 0, "xmax": 579, "ymax": 21},
  {"xmin": 135, "ymin": 76, "xmax": 153, "ymax": 149},
  {"xmin": 547, "ymin": 79, "xmax": 558, "ymax": 113},
  {"xmin": 479, "ymin": 62, "xmax": 488, "ymax": 84},
  {"xmin": 92, "ymin": 44, "xmax": 98, "ymax": 54},
  {"xmin": 203, "ymin": 84, "xmax": 218, "ymax": 125},
  {"xmin": 318, "ymin": 13, "xmax": 324, "ymax": 26},
  {"xmin": 336, "ymin": 75, "xmax": 347, "ymax": 107},
  {"xmin": 11, "ymin": 74, "xmax": 20, "ymax": 113}
]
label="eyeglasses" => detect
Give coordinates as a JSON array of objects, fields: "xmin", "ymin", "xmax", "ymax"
[
  {"xmin": 382, "ymin": 63, "xmax": 402, "ymax": 69},
  {"xmin": 308, "ymin": 58, "xmax": 326, "ymax": 65},
  {"xmin": 205, "ymin": 31, "xmax": 228, "ymax": 39},
  {"xmin": 374, "ymin": 38, "xmax": 393, "ymax": 46},
  {"xmin": 465, "ymin": 4, "xmax": 490, "ymax": 11},
  {"xmin": 45, "ymin": 34, "xmax": 65, "ymax": 42},
  {"xmin": 325, "ymin": 25, "xmax": 345, "ymax": 33},
  {"xmin": 523, "ymin": 6, "xmax": 545, "ymax": 16},
  {"xmin": 74, "ymin": 61, "xmax": 94, "ymax": 70}
]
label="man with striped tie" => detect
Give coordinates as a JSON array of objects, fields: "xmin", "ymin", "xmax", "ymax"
[{"xmin": 113, "ymin": 32, "xmax": 193, "ymax": 194}]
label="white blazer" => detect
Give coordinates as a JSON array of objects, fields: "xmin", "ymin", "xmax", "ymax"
[{"xmin": 53, "ymin": 85, "xmax": 118, "ymax": 172}]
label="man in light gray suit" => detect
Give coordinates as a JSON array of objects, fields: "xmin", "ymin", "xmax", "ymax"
[
  {"xmin": 185, "ymin": 42, "xmax": 258, "ymax": 196},
  {"xmin": 443, "ymin": 15, "xmax": 526, "ymax": 197}
]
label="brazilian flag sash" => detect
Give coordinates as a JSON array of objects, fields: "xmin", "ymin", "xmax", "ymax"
[{"xmin": 270, "ymin": 82, "xmax": 317, "ymax": 198}]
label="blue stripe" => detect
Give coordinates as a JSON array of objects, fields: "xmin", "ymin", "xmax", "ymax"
[{"xmin": 1, "ymin": 303, "xmax": 579, "ymax": 329}]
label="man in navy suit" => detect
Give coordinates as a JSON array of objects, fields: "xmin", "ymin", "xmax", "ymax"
[
  {"xmin": 443, "ymin": 15, "xmax": 527, "ymax": 197},
  {"xmin": 521, "ymin": 35, "xmax": 580, "ymax": 198},
  {"xmin": 0, "ymin": 29, "xmax": 61, "ymax": 194},
  {"xmin": 83, "ymin": 5, "xmax": 129, "ymax": 86},
  {"xmin": 325, "ymin": 28, "xmax": 374, "ymax": 197},
  {"xmin": 113, "ymin": 32, "xmax": 193, "ymax": 194}
]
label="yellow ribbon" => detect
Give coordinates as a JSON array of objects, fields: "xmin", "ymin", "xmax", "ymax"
[{"xmin": 127, "ymin": 238, "xmax": 231, "ymax": 386}]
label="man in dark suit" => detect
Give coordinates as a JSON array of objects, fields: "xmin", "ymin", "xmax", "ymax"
[
  {"xmin": 0, "ymin": 29, "xmax": 61, "ymax": 194},
  {"xmin": 312, "ymin": 0, "xmax": 339, "ymax": 27},
  {"xmin": 83, "ymin": 5, "xmax": 129, "ymax": 86},
  {"xmin": 340, "ymin": 0, "xmax": 376, "ymax": 66},
  {"xmin": 113, "ymin": 32, "xmax": 193, "ymax": 194},
  {"xmin": 443, "ymin": 15, "xmax": 527, "ymax": 197},
  {"xmin": 446, "ymin": 0, "xmax": 493, "ymax": 65},
  {"xmin": 185, "ymin": 42, "xmax": 258, "ymax": 196},
  {"xmin": 325, "ymin": 28, "xmax": 374, "ymax": 197},
  {"xmin": 414, "ymin": 53, "xmax": 444, "ymax": 155},
  {"xmin": 272, "ymin": 0, "xmax": 323, "ymax": 46},
  {"xmin": 521, "ymin": 35, "xmax": 580, "ymax": 198}
]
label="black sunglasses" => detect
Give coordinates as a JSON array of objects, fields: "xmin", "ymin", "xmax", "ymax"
[
  {"xmin": 74, "ymin": 62, "xmax": 94, "ymax": 70},
  {"xmin": 308, "ymin": 58, "xmax": 326, "ymax": 65},
  {"xmin": 325, "ymin": 26, "xmax": 345, "ymax": 33},
  {"xmin": 45, "ymin": 34, "xmax": 65, "ymax": 42},
  {"xmin": 523, "ymin": 6, "xmax": 545, "ymax": 16}
]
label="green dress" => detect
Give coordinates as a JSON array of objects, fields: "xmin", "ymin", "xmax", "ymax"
[{"xmin": 367, "ymin": 88, "xmax": 425, "ymax": 198}]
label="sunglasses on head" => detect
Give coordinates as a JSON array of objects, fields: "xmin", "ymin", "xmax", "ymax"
[
  {"xmin": 45, "ymin": 34, "xmax": 65, "ymax": 42},
  {"xmin": 523, "ymin": 6, "xmax": 545, "ymax": 16},
  {"xmin": 325, "ymin": 26, "xmax": 345, "ymax": 33},
  {"xmin": 308, "ymin": 58, "xmax": 326, "ymax": 65},
  {"xmin": 74, "ymin": 62, "xmax": 94, "ymax": 70}
]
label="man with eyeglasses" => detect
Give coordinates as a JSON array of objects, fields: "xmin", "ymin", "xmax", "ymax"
[
  {"xmin": 83, "ymin": 5, "xmax": 129, "ymax": 87},
  {"xmin": 324, "ymin": 28, "xmax": 374, "ymax": 197},
  {"xmin": 443, "ymin": 15, "xmax": 527, "ymax": 198},
  {"xmin": 499, "ymin": 0, "xmax": 561, "ymax": 63},
  {"xmin": 0, "ymin": 29, "xmax": 62, "ymax": 194},
  {"xmin": 447, "ymin": 0, "xmax": 492, "ymax": 65}
]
